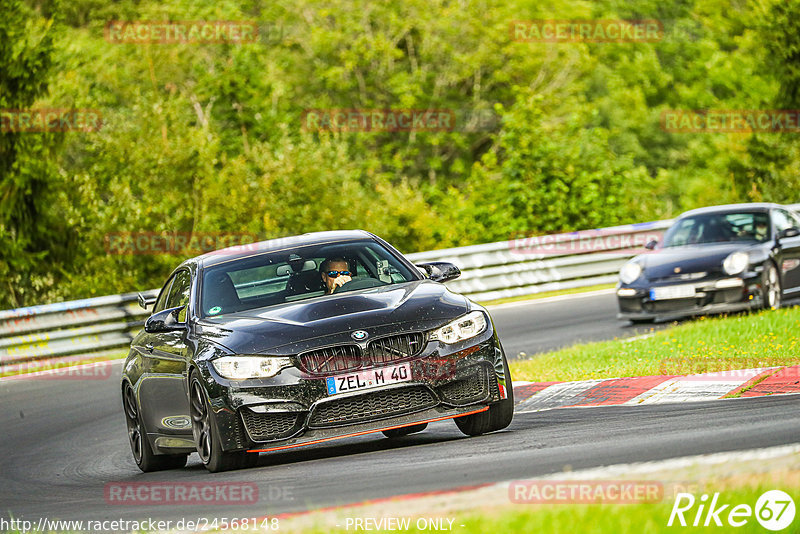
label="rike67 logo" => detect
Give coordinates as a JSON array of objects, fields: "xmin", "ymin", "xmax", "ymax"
[{"xmin": 668, "ymin": 490, "xmax": 795, "ymax": 531}]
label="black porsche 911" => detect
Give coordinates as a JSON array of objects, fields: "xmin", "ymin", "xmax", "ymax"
[
  {"xmin": 122, "ymin": 230, "xmax": 513, "ymax": 472},
  {"xmin": 617, "ymin": 203, "xmax": 800, "ymax": 323}
]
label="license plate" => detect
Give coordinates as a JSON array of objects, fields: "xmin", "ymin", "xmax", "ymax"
[
  {"xmin": 325, "ymin": 363, "xmax": 412, "ymax": 395},
  {"xmin": 650, "ymin": 285, "xmax": 696, "ymax": 300}
]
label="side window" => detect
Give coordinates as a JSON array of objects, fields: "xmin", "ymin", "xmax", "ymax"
[
  {"xmin": 773, "ymin": 210, "xmax": 794, "ymax": 233},
  {"xmin": 668, "ymin": 219, "xmax": 693, "ymax": 246},
  {"xmin": 153, "ymin": 277, "xmax": 174, "ymax": 313},
  {"xmin": 787, "ymin": 210, "xmax": 800, "ymax": 228},
  {"xmin": 166, "ymin": 270, "xmax": 192, "ymax": 321}
]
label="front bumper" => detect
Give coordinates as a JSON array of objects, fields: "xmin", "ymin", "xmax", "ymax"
[
  {"xmin": 616, "ymin": 273, "xmax": 764, "ymax": 321},
  {"xmin": 201, "ymin": 333, "xmax": 507, "ymax": 452},
  {"xmin": 246, "ymin": 403, "xmax": 491, "ymax": 453}
]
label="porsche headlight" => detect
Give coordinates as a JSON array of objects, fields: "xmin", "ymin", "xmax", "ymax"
[
  {"xmin": 619, "ymin": 262, "xmax": 643, "ymax": 284},
  {"xmin": 723, "ymin": 251, "xmax": 749, "ymax": 275},
  {"xmin": 211, "ymin": 356, "xmax": 293, "ymax": 380},
  {"xmin": 429, "ymin": 311, "xmax": 488, "ymax": 344}
]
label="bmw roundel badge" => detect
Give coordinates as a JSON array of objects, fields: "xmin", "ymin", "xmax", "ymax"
[{"xmin": 351, "ymin": 330, "xmax": 369, "ymax": 341}]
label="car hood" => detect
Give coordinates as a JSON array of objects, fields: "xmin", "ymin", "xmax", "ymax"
[
  {"xmin": 638, "ymin": 242, "xmax": 759, "ymax": 279},
  {"xmin": 196, "ymin": 280, "xmax": 470, "ymax": 355}
]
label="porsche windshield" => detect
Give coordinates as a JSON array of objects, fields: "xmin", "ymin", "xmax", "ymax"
[
  {"xmin": 200, "ymin": 239, "xmax": 418, "ymax": 317},
  {"xmin": 662, "ymin": 212, "xmax": 771, "ymax": 248}
]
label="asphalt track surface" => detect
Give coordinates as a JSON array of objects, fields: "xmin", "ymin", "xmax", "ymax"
[
  {"xmin": 1, "ymin": 292, "xmax": 798, "ymax": 524},
  {"xmin": 489, "ymin": 290, "xmax": 667, "ymax": 357}
]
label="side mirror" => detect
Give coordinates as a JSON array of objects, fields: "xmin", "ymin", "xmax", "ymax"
[
  {"xmin": 415, "ymin": 262, "xmax": 461, "ymax": 283},
  {"xmin": 144, "ymin": 306, "xmax": 186, "ymax": 333},
  {"xmin": 777, "ymin": 227, "xmax": 800, "ymax": 240},
  {"xmin": 644, "ymin": 239, "xmax": 658, "ymax": 250}
]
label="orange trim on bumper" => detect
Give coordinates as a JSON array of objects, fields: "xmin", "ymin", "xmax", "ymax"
[{"xmin": 246, "ymin": 405, "xmax": 490, "ymax": 453}]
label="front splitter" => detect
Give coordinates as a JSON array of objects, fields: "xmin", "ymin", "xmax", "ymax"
[{"xmin": 247, "ymin": 404, "xmax": 490, "ymax": 453}]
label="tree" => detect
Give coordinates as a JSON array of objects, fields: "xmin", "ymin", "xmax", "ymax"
[
  {"xmin": 0, "ymin": 0, "xmax": 68, "ymax": 308},
  {"xmin": 733, "ymin": 0, "xmax": 800, "ymax": 202}
]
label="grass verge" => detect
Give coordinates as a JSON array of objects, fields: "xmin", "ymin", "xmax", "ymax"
[
  {"xmin": 453, "ymin": 475, "xmax": 799, "ymax": 534},
  {"xmin": 509, "ymin": 306, "xmax": 800, "ymax": 382}
]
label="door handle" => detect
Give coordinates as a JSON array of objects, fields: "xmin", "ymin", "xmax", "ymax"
[{"xmin": 145, "ymin": 343, "xmax": 154, "ymax": 353}]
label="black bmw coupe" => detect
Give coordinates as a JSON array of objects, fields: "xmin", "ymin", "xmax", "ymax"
[
  {"xmin": 617, "ymin": 203, "xmax": 800, "ymax": 323},
  {"xmin": 122, "ymin": 231, "xmax": 513, "ymax": 472}
]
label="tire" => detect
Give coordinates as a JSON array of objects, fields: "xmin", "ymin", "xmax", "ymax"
[
  {"xmin": 455, "ymin": 354, "xmax": 515, "ymax": 437},
  {"xmin": 763, "ymin": 262, "xmax": 782, "ymax": 310},
  {"xmin": 123, "ymin": 383, "xmax": 188, "ymax": 472},
  {"xmin": 189, "ymin": 371, "xmax": 254, "ymax": 472},
  {"xmin": 382, "ymin": 423, "xmax": 428, "ymax": 438}
]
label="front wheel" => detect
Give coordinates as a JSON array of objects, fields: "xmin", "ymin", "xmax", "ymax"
[
  {"xmin": 762, "ymin": 262, "xmax": 782, "ymax": 310},
  {"xmin": 455, "ymin": 357, "xmax": 515, "ymax": 437},
  {"xmin": 123, "ymin": 383, "xmax": 187, "ymax": 472},
  {"xmin": 189, "ymin": 372, "xmax": 257, "ymax": 472}
]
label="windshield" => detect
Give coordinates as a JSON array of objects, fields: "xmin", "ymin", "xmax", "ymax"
[
  {"xmin": 199, "ymin": 239, "xmax": 418, "ymax": 317},
  {"xmin": 662, "ymin": 212, "xmax": 771, "ymax": 248}
]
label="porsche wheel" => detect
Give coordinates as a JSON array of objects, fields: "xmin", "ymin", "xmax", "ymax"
[{"xmin": 763, "ymin": 262, "xmax": 782, "ymax": 310}]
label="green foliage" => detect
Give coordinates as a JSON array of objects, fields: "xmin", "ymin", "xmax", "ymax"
[
  {"xmin": 511, "ymin": 305, "xmax": 800, "ymax": 382},
  {"xmin": 726, "ymin": 0, "xmax": 800, "ymax": 204},
  {"xmin": 456, "ymin": 97, "xmax": 656, "ymax": 242},
  {"xmin": 0, "ymin": 0, "xmax": 68, "ymax": 307},
  {"xmin": 1, "ymin": 0, "xmax": 799, "ymax": 306},
  {"xmin": 760, "ymin": 0, "xmax": 800, "ymax": 108}
]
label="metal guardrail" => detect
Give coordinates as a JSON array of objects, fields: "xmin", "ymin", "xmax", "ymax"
[
  {"xmin": 2, "ymin": 204, "xmax": 798, "ymax": 370},
  {"xmin": 0, "ymin": 290, "xmax": 158, "ymax": 371},
  {"xmin": 407, "ymin": 219, "xmax": 673, "ymax": 301}
]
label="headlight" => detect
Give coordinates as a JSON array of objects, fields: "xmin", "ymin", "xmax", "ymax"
[
  {"xmin": 211, "ymin": 356, "xmax": 293, "ymax": 380},
  {"xmin": 619, "ymin": 262, "xmax": 643, "ymax": 284},
  {"xmin": 722, "ymin": 251, "xmax": 749, "ymax": 275},
  {"xmin": 429, "ymin": 311, "xmax": 488, "ymax": 344}
]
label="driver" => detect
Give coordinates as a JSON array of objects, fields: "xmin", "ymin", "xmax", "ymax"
[
  {"xmin": 320, "ymin": 257, "xmax": 352, "ymax": 294},
  {"xmin": 754, "ymin": 219, "xmax": 769, "ymax": 241}
]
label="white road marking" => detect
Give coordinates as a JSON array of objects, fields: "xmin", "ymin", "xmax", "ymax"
[
  {"xmin": 515, "ymin": 379, "xmax": 606, "ymax": 412},
  {"xmin": 627, "ymin": 368, "xmax": 776, "ymax": 405}
]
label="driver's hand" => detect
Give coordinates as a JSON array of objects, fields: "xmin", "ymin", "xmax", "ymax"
[{"xmin": 332, "ymin": 275, "xmax": 352, "ymax": 292}]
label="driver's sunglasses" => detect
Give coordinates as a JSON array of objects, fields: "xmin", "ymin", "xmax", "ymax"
[{"xmin": 325, "ymin": 270, "xmax": 351, "ymax": 278}]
